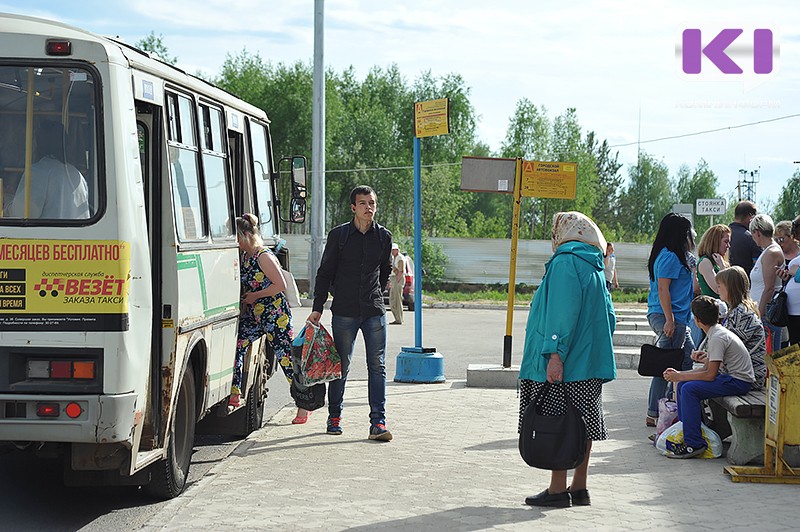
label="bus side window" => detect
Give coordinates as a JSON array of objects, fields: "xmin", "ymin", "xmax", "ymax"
[
  {"xmin": 200, "ymin": 104, "xmax": 233, "ymax": 239},
  {"xmin": 166, "ymin": 92, "xmax": 206, "ymax": 241}
]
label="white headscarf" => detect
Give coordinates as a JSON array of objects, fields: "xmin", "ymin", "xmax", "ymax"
[{"xmin": 551, "ymin": 211, "xmax": 607, "ymax": 254}]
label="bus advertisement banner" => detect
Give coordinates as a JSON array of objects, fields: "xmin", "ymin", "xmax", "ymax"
[{"xmin": 0, "ymin": 239, "xmax": 131, "ymax": 331}]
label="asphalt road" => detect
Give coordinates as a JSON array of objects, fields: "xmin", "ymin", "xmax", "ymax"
[{"xmin": 0, "ymin": 306, "xmax": 524, "ymax": 531}]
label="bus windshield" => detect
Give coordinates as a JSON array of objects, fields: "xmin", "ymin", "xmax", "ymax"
[{"xmin": 0, "ymin": 64, "xmax": 100, "ymax": 222}]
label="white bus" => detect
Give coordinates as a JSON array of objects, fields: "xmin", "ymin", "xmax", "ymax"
[{"xmin": 0, "ymin": 13, "xmax": 307, "ymax": 498}]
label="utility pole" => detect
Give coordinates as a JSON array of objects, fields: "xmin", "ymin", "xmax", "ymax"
[{"xmin": 308, "ymin": 0, "xmax": 325, "ymax": 294}]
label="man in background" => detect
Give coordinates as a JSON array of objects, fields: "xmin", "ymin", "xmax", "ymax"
[
  {"xmin": 389, "ymin": 243, "xmax": 406, "ymax": 324},
  {"xmin": 728, "ymin": 201, "xmax": 761, "ymax": 276}
]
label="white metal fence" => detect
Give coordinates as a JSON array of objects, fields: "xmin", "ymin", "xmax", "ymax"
[{"xmin": 284, "ymin": 235, "xmax": 652, "ymax": 289}]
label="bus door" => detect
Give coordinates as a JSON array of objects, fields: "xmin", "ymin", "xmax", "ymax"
[
  {"xmin": 135, "ymin": 99, "xmax": 164, "ymax": 451},
  {"xmin": 165, "ymin": 91, "xmax": 239, "ymax": 409}
]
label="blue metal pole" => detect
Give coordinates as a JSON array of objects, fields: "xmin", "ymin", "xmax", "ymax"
[{"xmin": 413, "ymin": 136, "xmax": 422, "ymax": 348}]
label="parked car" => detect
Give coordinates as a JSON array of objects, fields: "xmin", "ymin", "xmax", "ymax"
[{"xmin": 384, "ymin": 253, "xmax": 415, "ymax": 311}]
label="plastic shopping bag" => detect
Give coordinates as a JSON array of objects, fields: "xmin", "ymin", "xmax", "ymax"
[
  {"xmin": 655, "ymin": 421, "xmax": 723, "ymax": 458},
  {"xmin": 654, "ymin": 398, "xmax": 679, "ymax": 443},
  {"xmin": 293, "ymin": 323, "xmax": 342, "ymax": 387}
]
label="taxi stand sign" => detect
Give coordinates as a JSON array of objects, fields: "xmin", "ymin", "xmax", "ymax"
[
  {"xmin": 414, "ymin": 98, "xmax": 450, "ymax": 138},
  {"xmin": 696, "ymin": 198, "xmax": 726, "ymax": 216},
  {"xmin": 521, "ymin": 160, "xmax": 577, "ymax": 199}
]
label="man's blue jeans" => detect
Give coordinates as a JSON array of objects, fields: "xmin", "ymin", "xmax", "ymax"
[
  {"xmin": 647, "ymin": 313, "xmax": 695, "ymax": 418},
  {"xmin": 676, "ymin": 375, "xmax": 751, "ymax": 448},
  {"xmin": 329, "ymin": 314, "xmax": 387, "ymax": 425}
]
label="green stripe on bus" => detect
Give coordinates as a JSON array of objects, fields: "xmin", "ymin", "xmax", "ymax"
[
  {"xmin": 195, "ymin": 255, "xmax": 208, "ymax": 310},
  {"xmin": 176, "ymin": 255, "xmax": 198, "ymax": 270},
  {"xmin": 208, "ymin": 366, "xmax": 234, "ymax": 381},
  {"xmin": 205, "ymin": 304, "xmax": 239, "ymax": 317},
  {"xmin": 176, "ymin": 253, "xmax": 208, "ymax": 310}
]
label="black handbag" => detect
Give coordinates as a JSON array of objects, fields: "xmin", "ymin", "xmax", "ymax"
[
  {"xmin": 518, "ymin": 383, "xmax": 587, "ymax": 470},
  {"xmin": 765, "ymin": 285, "xmax": 789, "ymax": 327},
  {"xmin": 637, "ymin": 343, "xmax": 684, "ymax": 377}
]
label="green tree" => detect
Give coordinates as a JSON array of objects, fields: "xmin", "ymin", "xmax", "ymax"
[
  {"xmin": 619, "ymin": 152, "xmax": 672, "ymax": 241},
  {"xmin": 546, "ymin": 108, "xmax": 599, "ymax": 231},
  {"xmin": 674, "ymin": 159, "xmax": 719, "ymax": 236},
  {"xmin": 585, "ymin": 132, "xmax": 623, "ymax": 235},
  {"xmin": 135, "ymin": 32, "xmax": 177, "ymax": 65},
  {"xmin": 773, "ymin": 170, "xmax": 800, "ymax": 223},
  {"xmin": 499, "ymin": 99, "xmax": 551, "ymax": 239}
]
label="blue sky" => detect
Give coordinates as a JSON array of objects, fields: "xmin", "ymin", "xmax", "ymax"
[{"xmin": 3, "ymin": 1, "xmax": 799, "ymax": 213}]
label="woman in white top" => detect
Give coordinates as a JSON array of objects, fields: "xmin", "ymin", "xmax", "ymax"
[
  {"xmin": 749, "ymin": 214, "xmax": 785, "ymax": 352},
  {"xmin": 777, "ymin": 216, "xmax": 800, "ymax": 346}
]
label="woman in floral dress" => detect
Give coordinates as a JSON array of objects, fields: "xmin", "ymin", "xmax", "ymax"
[{"xmin": 232, "ymin": 213, "xmax": 309, "ymax": 423}]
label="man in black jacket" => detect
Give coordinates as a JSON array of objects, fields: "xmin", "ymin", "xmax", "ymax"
[
  {"xmin": 308, "ymin": 185, "xmax": 394, "ymax": 441},
  {"xmin": 728, "ymin": 201, "xmax": 761, "ymax": 276}
]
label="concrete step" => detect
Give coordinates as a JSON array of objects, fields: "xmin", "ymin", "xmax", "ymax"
[
  {"xmin": 613, "ymin": 329, "xmax": 655, "ymax": 347},
  {"xmin": 614, "ymin": 346, "xmax": 642, "ymax": 370},
  {"xmin": 614, "ymin": 307, "xmax": 647, "ymax": 314},
  {"xmin": 615, "ymin": 321, "xmax": 651, "ymax": 331},
  {"xmin": 615, "ymin": 312, "xmax": 648, "ymax": 323}
]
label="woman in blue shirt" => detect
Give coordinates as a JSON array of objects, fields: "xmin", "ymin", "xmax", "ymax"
[{"xmin": 646, "ymin": 213, "xmax": 696, "ymax": 426}]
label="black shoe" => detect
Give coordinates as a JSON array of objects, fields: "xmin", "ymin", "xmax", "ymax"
[
  {"xmin": 525, "ymin": 489, "xmax": 571, "ymax": 508},
  {"xmin": 567, "ymin": 486, "xmax": 591, "ymax": 506}
]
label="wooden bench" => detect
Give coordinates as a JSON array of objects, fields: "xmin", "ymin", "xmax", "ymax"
[{"xmin": 708, "ymin": 389, "xmax": 766, "ymax": 465}]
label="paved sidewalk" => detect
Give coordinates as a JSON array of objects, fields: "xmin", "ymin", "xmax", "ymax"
[{"xmin": 143, "ymin": 370, "xmax": 799, "ymax": 531}]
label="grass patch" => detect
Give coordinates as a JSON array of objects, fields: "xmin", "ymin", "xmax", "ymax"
[
  {"xmin": 424, "ymin": 287, "xmax": 648, "ymax": 305},
  {"xmin": 425, "ymin": 289, "xmax": 533, "ymax": 305}
]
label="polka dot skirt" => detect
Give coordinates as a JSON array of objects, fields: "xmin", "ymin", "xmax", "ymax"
[{"xmin": 518, "ymin": 379, "xmax": 608, "ymax": 441}]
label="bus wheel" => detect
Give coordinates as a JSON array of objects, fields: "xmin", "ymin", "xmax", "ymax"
[
  {"xmin": 147, "ymin": 365, "xmax": 196, "ymax": 499},
  {"xmin": 232, "ymin": 363, "xmax": 266, "ymax": 437},
  {"xmin": 247, "ymin": 364, "xmax": 267, "ymax": 433}
]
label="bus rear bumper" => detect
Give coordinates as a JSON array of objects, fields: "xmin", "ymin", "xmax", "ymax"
[{"xmin": 0, "ymin": 392, "xmax": 138, "ymax": 444}]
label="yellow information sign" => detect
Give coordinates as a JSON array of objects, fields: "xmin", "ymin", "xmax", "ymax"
[
  {"xmin": 521, "ymin": 160, "xmax": 577, "ymax": 199},
  {"xmin": 0, "ymin": 239, "xmax": 131, "ymax": 331},
  {"xmin": 414, "ymin": 98, "xmax": 450, "ymax": 138}
]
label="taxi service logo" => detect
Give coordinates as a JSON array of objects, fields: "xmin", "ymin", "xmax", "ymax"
[
  {"xmin": 33, "ymin": 278, "xmax": 66, "ymax": 297},
  {"xmin": 33, "ymin": 275, "xmax": 126, "ymax": 300}
]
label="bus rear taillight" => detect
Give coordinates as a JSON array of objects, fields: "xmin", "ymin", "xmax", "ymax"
[
  {"xmin": 45, "ymin": 39, "xmax": 72, "ymax": 56},
  {"xmin": 27, "ymin": 360, "xmax": 97, "ymax": 380},
  {"xmin": 65, "ymin": 403, "xmax": 82, "ymax": 418},
  {"xmin": 36, "ymin": 403, "xmax": 60, "ymax": 417}
]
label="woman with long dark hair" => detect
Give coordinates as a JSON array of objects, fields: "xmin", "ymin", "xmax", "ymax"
[{"xmin": 645, "ymin": 213, "xmax": 696, "ymax": 427}]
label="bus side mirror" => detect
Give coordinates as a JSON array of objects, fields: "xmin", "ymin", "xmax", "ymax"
[
  {"xmin": 290, "ymin": 197, "xmax": 306, "ymax": 223},
  {"xmin": 278, "ymin": 155, "xmax": 307, "ymax": 224}
]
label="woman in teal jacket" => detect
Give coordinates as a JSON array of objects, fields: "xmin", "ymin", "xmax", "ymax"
[{"xmin": 519, "ymin": 211, "xmax": 616, "ymax": 508}]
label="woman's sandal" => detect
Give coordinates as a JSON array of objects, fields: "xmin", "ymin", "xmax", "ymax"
[
  {"xmin": 646, "ymin": 416, "xmax": 657, "ymax": 427},
  {"xmin": 291, "ymin": 411, "xmax": 311, "ymax": 424}
]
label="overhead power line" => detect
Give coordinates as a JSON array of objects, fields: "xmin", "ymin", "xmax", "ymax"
[
  {"xmin": 324, "ymin": 162, "xmax": 462, "ymax": 174},
  {"xmin": 316, "ymin": 114, "xmax": 800, "ymax": 175},
  {"xmin": 609, "ymin": 113, "xmax": 800, "ymax": 148}
]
